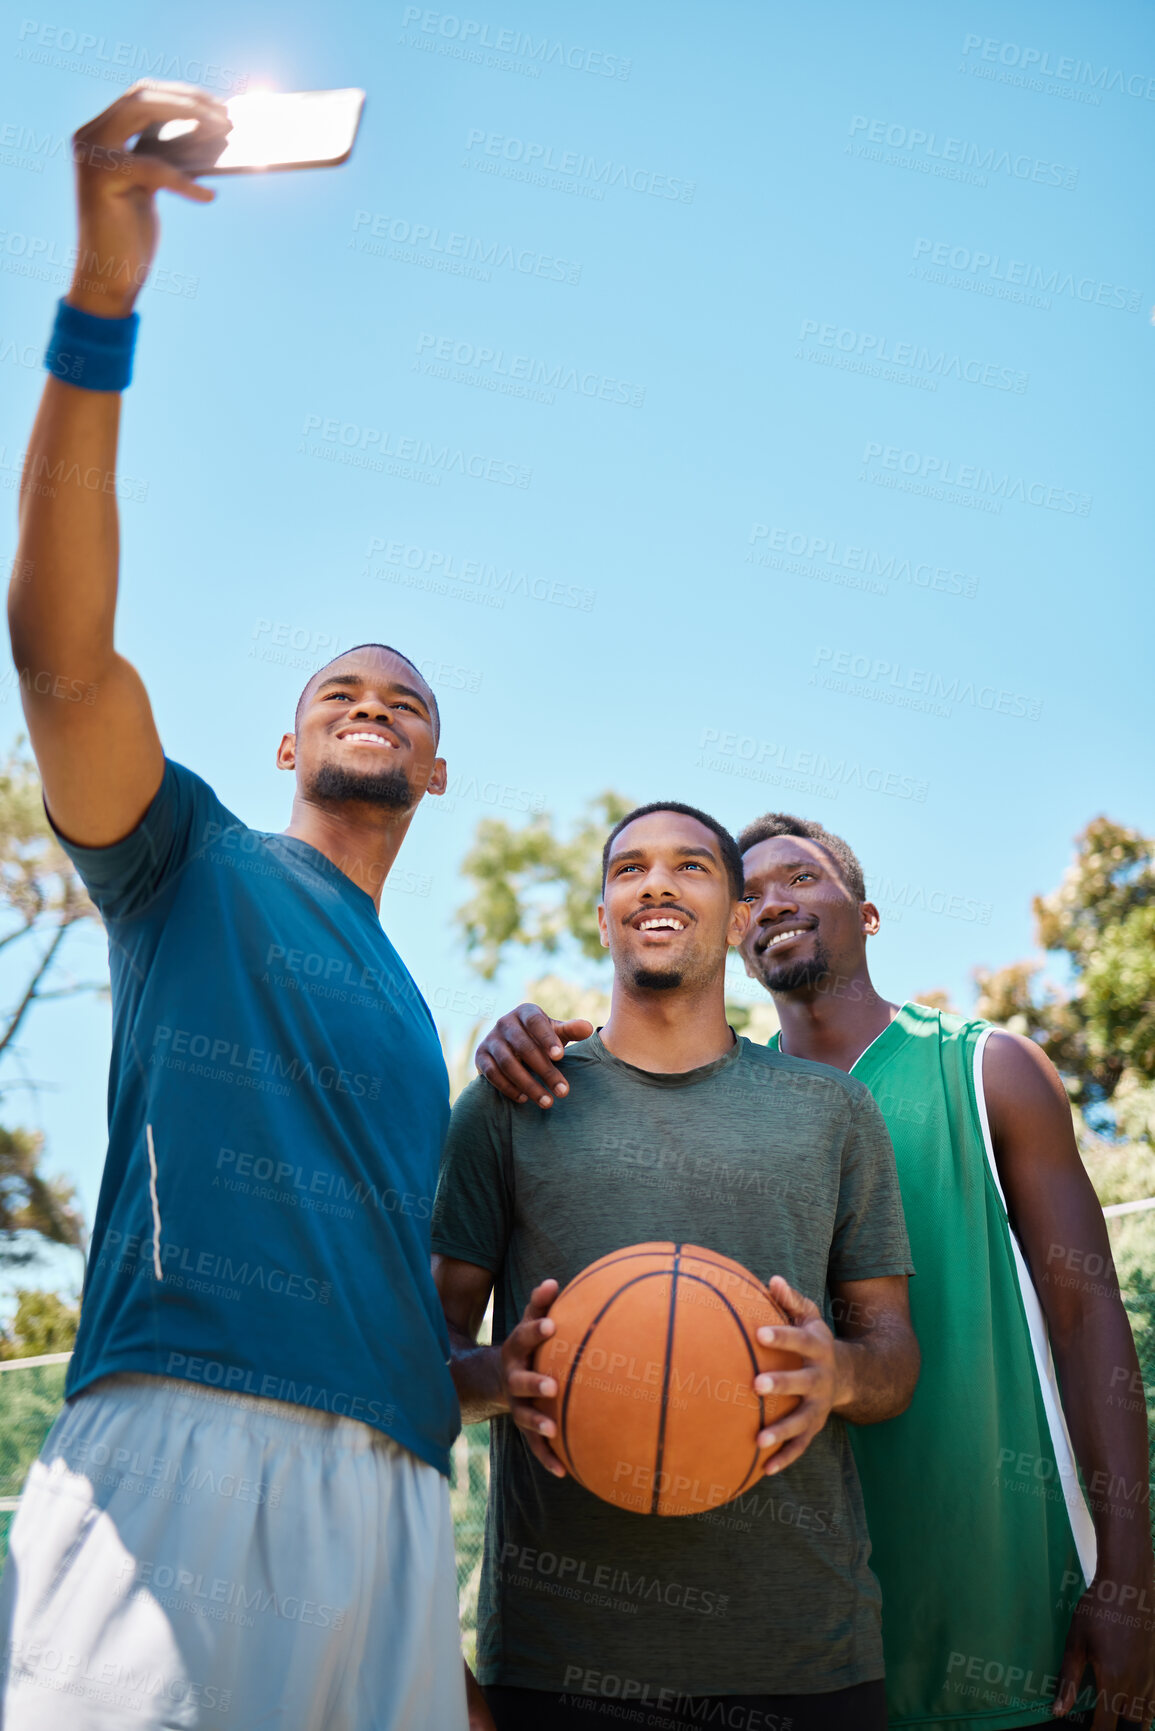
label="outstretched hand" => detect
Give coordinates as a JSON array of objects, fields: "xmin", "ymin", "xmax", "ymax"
[
  {"xmin": 475, "ymin": 1003, "xmax": 593, "ymax": 1108},
  {"xmin": 69, "ymin": 82, "xmax": 227, "ymax": 315}
]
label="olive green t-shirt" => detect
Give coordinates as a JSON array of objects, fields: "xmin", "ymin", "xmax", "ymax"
[{"xmin": 433, "ymin": 1032, "xmax": 914, "ymax": 1697}]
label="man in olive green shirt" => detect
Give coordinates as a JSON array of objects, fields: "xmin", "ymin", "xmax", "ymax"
[{"xmin": 434, "ymin": 802, "xmax": 918, "ymax": 1731}]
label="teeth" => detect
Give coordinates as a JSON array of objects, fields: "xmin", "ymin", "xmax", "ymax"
[
  {"xmin": 768, "ymin": 928, "xmax": 806, "ymax": 947},
  {"xmin": 344, "ymin": 733, "xmax": 389, "ymax": 746},
  {"xmin": 638, "ymin": 917, "xmax": 685, "ymax": 932}
]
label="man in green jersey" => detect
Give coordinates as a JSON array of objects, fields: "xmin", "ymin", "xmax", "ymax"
[
  {"xmin": 476, "ymin": 814, "xmax": 1154, "ymax": 1731},
  {"xmin": 435, "ymin": 803, "xmax": 920, "ymax": 1730}
]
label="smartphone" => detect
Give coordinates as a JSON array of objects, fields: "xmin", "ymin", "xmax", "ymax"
[{"xmin": 133, "ymin": 88, "xmax": 365, "ymax": 175}]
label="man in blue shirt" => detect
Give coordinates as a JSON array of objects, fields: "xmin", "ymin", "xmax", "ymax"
[{"xmin": 0, "ymin": 83, "xmax": 471, "ymax": 1731}]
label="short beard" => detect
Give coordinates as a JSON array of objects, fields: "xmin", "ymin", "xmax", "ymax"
[
  {"xmin": 753, "ymin": 936, "xmax": 833, "ymax": 995},
  {"xmin": 629, "ymin": 965, "xmax": 684, "ymax": 992},
  {"xmin": 308, "ymin": 761, "xmax": 413, "ymax": 810}
]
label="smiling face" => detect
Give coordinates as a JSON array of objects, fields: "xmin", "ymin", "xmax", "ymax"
[
  {"xmin": 738, "ymin": 835, "xmax": 878, "ymax": 995},
  {"xmin": 277, "ymin": 647, "xmax": 446, "ymax": 811},
  {"xmin": 598, "ymin": 811, "xmax": 749, "ymax": 993}
]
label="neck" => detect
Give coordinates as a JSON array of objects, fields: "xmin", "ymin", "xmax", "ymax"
[
  {"xmin": 772, "ymin": 959, "xmax": 900, "ymax": 1073},
  {"xmin": 283, "ymin": 792, "xmax": 417, "ymax": 911},
  {"xmin": 601, "ymin": 972, "xmax": 734, "ymax": 1074}
]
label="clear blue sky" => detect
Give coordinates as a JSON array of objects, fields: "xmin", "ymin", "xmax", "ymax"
[{"xmin": 1, "ymin": 0, "xmax": 1152, "ymax": 1300}]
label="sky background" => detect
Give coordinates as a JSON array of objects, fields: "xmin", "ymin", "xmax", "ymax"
[{"xmin": 1, "ymin": 0, "xmax": 1152, "ymax": 1304}]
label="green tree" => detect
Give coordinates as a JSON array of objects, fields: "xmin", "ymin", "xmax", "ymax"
[
  {"xmin": 976, "ymin": 818, "xmax": 1155, "ymax": 1539},
  {"xmin": 975, "ymin": 817, "xmax": 1155, "ymax": 1147},
  {"xmin": 456, "ymin": 792, "xmax": 634, "ymax": 980},
  {"xmin": 0, "ymin": 1287, "xmax": 78, "ymax": 1359},
  {"xmin": 0, "ymin": 747, "xmax": 98, "ymax": 1267},
  {"xmin": 0, "ymin": 1128, "xmax": 84, "ymax": 1266}
]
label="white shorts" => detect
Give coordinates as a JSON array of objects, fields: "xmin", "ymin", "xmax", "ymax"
[{"xmin": 0, "ymin": 1373, "xmax": 468, "ymax": 1731}]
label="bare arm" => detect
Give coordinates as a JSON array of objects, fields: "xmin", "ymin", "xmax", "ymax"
[
  {"xmin": 827, "ymin": 1273, "xmax": 921, "ymax": 1424},
  {"xmin": 983, "ymin": 1031, "xmax": 1155, "ymax": 1723},
  {"xmin": 432, "ymin": 1254, "xmax": 566, "ymax": 1476},
  {"xmin": 754, "ymin": 1274, "xmax": 919, "ymax": 1473},
  {"xmin": 10, "ymin": 83, "xmax": 224, "ymax": 846},
  {"xmin": 432, "ymin": 1253, "xmax": 505, "ymax": 1424},
  {"xmin": 464, "ymin": 1663, "xmax": 494, "ymax": 1730}
]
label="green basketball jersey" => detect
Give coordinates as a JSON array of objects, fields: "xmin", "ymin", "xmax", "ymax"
[{"xmin": 772, "ymin": 1001, "xmax": 1094, "ymax": 1730}]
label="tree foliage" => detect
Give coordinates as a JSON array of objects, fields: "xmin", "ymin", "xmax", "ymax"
[
  {"xmin": 975, "ymin": 817, "xmax": 1155, "ymax": 1143},
  {"xmin": 0, "ymin": 1128, "xmax": 84, "ymax": 1264},
  {"xmin": 0, "ymin": 747, "xmax": 97, "ymax": 1265},
  {"xmin": 0, "ymin": 1287, "xmax": 78, "ymax": 1359},
  {"xmin": 456, "ymin": 792, "xmax": 634, "ymax": 979}
]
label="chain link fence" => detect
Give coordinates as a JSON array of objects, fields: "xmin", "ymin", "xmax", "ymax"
[
  {"xmin": 449, "ymin": 1424, "xmax": 490, "ymax": 1668},
  {"xmin": 1130, "ymin": 1283, "xmax": 1155, "ymax": 1555},
  {"xmin": 1106, "ymin": 1208, "xmax": 1155, "ymax": 1555},
  {"xmin": 0, "ymin": 1355, "xmax": 71, "ymax": 1567}
]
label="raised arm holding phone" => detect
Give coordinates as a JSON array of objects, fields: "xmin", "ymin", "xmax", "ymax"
[{"xmin": 1, "ymin": 84, "xmax": 488, "ymax": 1731}]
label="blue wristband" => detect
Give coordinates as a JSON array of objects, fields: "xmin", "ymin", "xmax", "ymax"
[{"xmin": 44, "ymin": 298, "xmax": 139, "ymax": 393}]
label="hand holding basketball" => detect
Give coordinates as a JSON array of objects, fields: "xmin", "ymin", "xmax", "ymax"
[
  {"xmin": 755, "ymin": 1276, "xmax": 848, "ymax": 1475},
  {"xmin": 500, "ymin": 1277, "xmax": 567, "ymax": 1478}
]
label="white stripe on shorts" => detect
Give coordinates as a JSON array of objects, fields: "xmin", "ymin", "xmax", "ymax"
[{"xmin": 0, "ymin": 1373, "xmax": 467, "ymax": 1731}]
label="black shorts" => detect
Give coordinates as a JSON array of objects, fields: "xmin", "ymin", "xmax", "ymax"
[{"xmin": 484, "ymin": 1678, "xmax": 888, "ymax": 1731}]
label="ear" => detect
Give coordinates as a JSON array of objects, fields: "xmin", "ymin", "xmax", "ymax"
[
  {"xmin": 276, "ymin": 732, "xmax": 296, "ymax": 771},
  {"xmin": 597, "ymin": 901, "xmax": 609, "ymax": 949},
  {"xmin": 727, "ymin": 900, "xmax": 752, "ymax": 947},
  {"xmin": 861, "ymin": 901, "xmax": 881, "ymax": 938},
  {"xmin": 423, "ymin": 756, "xmax": 448, "ymax": 798}
]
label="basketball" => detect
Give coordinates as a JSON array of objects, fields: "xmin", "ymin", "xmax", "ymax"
[{"xmin": 533, "ymin": 1242, "xmax": 802, "ymax": 1517}]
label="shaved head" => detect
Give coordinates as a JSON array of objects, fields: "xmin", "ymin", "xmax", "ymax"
[{"xmin": 295, "ymin": 643, "xmax": 440, "ymax": 741}]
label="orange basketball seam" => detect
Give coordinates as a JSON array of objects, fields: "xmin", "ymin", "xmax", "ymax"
[
  {"xmin": 650, "ymin": 1244, "xmax": 682, "ymax": 1516},
  {"xmin": 652, "ymin": 1269, "xmax": 767, "ymax": 1514},
  {"xmin": 678, "ymin": 1250, "xmax": 774, "ymax": 1304},
  {"xmin": 558, "ymin": 1267, "xmax": 676, "ymax": 1495},
  {"xmin": 559, "ymin": 1245, "xmax": 675, "ymax": 1300},
  {"xmin": 558, "ymin": 1244, "xmax": 773, "ymax": 1310}
]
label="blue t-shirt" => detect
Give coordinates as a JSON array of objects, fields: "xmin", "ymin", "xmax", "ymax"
[{"xmin": 60, "ymin": 760, "xmax": 458, "ymax": 1475}]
